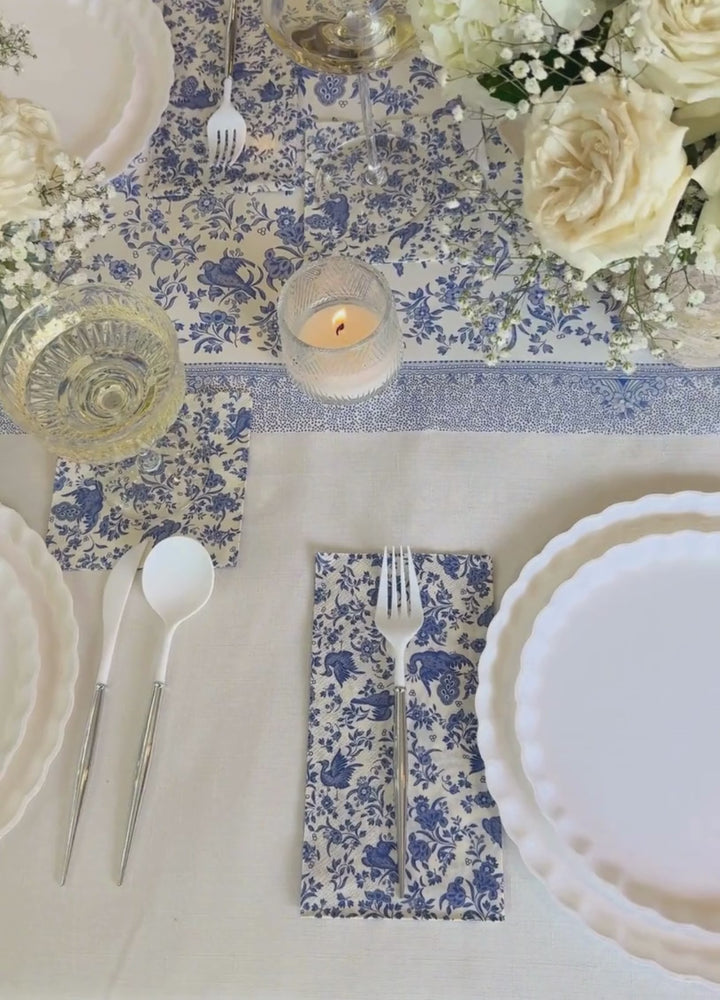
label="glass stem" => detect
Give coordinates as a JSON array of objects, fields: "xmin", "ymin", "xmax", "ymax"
[{"xmin": 357, "ymin": 74, "xmax": 387, "ymax": 187}]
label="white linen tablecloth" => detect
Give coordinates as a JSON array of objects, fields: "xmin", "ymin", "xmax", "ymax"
[{"xmin": 0, "ymin": 429, "xmax": 719, "ymax": 999}]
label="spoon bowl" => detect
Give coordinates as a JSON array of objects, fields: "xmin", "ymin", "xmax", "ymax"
[{"xmin": 142, "ymin": 536, "xmax": 215, "ymax": 630}]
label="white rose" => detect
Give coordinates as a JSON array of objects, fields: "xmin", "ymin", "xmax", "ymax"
[
  {"xmin": 523, "ymin": 75, "xmax": 692, "ymax": 277},
  {"xmin": 614, "ymin": 0, "xmax": 720, "ymax": 105},
  {"xmin": 0, "ymin": 95, "xmax": 60, "ymax": 229},
  {"xmin": 407, "ymin": 0, "xmax": 536, "ymax": 72}
]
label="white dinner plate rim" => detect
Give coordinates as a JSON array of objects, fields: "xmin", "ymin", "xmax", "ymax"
[
  {"xmin": 476, "ymin": 491, "xmax": 720, "ymax": 985},
  {"xmin": 0, "ymin": 505, "xmax": 79, "ymax": 839},
  {"xmin": 91, "ymin": 0, "xmax": 175, "ymax": 177},
  {"xmin": 0, "ymin": 557, "xmax": 42, "ymax": 783},
  {"xmin": 88, "ymin": 0, "xmax": 175, "ymax": 178}
]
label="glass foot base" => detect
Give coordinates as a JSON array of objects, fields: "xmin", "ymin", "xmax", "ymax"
[{"xmin": 315, "ymin": 132, "xmax": 429, "ymax": 233}]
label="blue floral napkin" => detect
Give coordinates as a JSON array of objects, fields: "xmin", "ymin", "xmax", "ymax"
[
  {"xmin": 46, "ymin": 387, "xmax": 252, "ymax": 570},
  {"xmin": 301, "ymin": 550, "xmax": 503, "ymax": 919},
  {"xmin": 143, "ymin": 0, "xmax": 303, "ymax": 198},
  {"xmin": 303, "ymin": 105, "xmax": 485, "ymax": 264}
]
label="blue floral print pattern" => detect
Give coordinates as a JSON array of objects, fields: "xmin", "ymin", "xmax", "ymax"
[
  {"xmin": 46, "ymin": 387, "xmax": 252, "ymax": 570},
  {"xmin": 301, "ymin": 551, "xmax": 503, "ymax": 919}
]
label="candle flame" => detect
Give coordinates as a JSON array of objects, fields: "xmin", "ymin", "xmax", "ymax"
[{"xmin": 332, "ymin": 308, "xmax": 346, "ymax": 337}]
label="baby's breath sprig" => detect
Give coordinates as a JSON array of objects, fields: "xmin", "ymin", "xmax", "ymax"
[{"xmin": 0, "ymin": 16, "xmax": 34, "ymax": 74}]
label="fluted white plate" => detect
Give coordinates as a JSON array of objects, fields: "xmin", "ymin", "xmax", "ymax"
[
  {"xmin": 0, "ymin": 0, "xmax": 174, "ymax": 177},
  {"xmin": 476, "ymin": 493, "xmax": 720, "ymax": 985},
  {"xmin": 0, "ymin": 505, "xmax": 78, "ymax": 838},
  {"xmin": 0, "ymin": 557, "xmax": 41, "ymax": 783},
  {"xmin": 516, "ymin": 529, "xmax": 720, "ymax": 933}
]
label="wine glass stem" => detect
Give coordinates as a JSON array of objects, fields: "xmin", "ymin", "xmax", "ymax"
[{"xmin": 357, "ymin": 74, "xmax": 388, "ymax": 187}]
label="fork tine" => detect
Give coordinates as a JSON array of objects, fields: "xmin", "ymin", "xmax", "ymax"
[
  {"xmin": 227, "ymin": 129, "xmax": 238, "ymax": 167},
  {"xmin": 377, "ymin": 546, "xmax": 389, "ymax": 618},
  {"xmin": 208, "ymin": 127, "xmax": 219, "ymax": 165},
  {"xmin": 391, "ymin": 546, "xmax": 398, "ymax": 613},
  {"xmin": 399, "ymin": 545, "xmax": 408, "ymax": 616},
  {"xmin": 407, "ymin": 547, "xmax": 422, "ymax": 616}
]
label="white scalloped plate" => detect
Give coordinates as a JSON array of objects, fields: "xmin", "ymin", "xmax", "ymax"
[
  {"xmin": 0, "ymin": 505, "xmax": 78, "ymax": 838},
  {"xmin": 476, "ymin": 493, "xmax": 720, "ymax": 985},
  {"xmin": 0, "ymin": 0, "xmax": 174, "ymax": 178},
  {"xmin": 0, "ymin": 557, "xmax": 41, "ymax": 783},
  {"xmin": 516, "ymin": 529, "xmax": 720, "ymax": 934}
]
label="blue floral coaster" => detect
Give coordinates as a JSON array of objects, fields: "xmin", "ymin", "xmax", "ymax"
[
  {"xmin": 46, "ymin": 387, "xmax": 252, "ymax": 570},
  {"xmin": 301, "ymin": 551, "xmax": 503, "ymax": 919}
]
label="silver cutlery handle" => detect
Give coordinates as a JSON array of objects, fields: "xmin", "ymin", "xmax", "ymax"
[
  {"xmin": 394, "ymin": 686, "xmax": 407, "ymax": 897},
  {"xmin": 60, "ymin": 682, "xmax": 107, "ymax": 885},
  {"xmin": 118, "ymin": 682, "xmax": 165, "ymax": 885},
  {"xmin": 225, "ymin": 0, "xmax": 239, "ymax": 79}
]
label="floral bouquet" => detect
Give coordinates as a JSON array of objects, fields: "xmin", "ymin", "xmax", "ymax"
[
  {"xmin": 407, "ymin": 0, "xmax": 720, "ymax": 367},
  {"xmin": 0, "ymin": 17, "xmax": 109, "ymax": 319}
]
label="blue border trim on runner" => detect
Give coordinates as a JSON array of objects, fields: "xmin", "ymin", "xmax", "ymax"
[{"xmin": 2, "ymin": 361, "xmax": 719, "ymax": 435}]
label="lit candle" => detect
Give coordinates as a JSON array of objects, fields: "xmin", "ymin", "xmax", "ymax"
[
  {"xmin": 298, "ymin": 304, "xmax": 379, "ymax": 349},
  {"xmin": 278, "ymin": 256, "xmax": 404, "ymax": 404}
]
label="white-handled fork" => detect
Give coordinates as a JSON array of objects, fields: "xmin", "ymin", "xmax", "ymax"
[
  {"xmin": 374, "ymin": 546, "xmax": 425, "ymax": 897},
  {"xmin": 207, "ymin": 0, "xmax": 247, "ymax": 170}
]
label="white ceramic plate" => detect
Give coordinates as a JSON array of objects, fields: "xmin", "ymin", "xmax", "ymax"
[
  {"xmin": 476, "ymin": 493, "xmax": 720, "ymax": 985},
  {"xmin": 0, "ymin": 0, "xmax": 174, "ymax": 177},
  {"xmin": 0, "ymin": 557, "xmax": 41, "ymax": 782},
  {"xmin": 516, "ymin": 529, "xmax": 720, "ymax": 933},
  {"xmin": 0, "ymin": 505, "xmax": 78, "ymax": 838}
]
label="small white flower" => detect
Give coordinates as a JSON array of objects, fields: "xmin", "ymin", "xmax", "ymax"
[
  {"xmin": 526, "ymin": 78, "xmax": 541, "ymax": 95},
  {"xmin": 645, "ymin": 273, "xmax": 662, "ymax": 289},
  {"xmin": 517, "ymin": 99, "xmax": 530, "ymax": 115},
  {"xmin": 2, "ymin": 294, "xmax": 18, "ymax": 310},
  {"xmin": 511, "ymin": 60, "xmax": 529, "ymax": 79},
  {"xmin": 505, "ymin": 107, "xmax": 518, "ymax": 120},
  {"xmin": 451, "ymin": 104, "xmax": 464, "ymax": 122},
  {"xmin": 676, "ymin": 230, "xmax": 694, "ymax": 249},
  {"xmin": 529, "ymin": 59, "xmax": 547, "ymax": 80},
  {"xmin": 553, "ymin": 56, "xmax": 566, "ymax": 69},
  {"xmin": 557, "ymin": 34, "xmax": 575, "ymax": 55},
  {"xmin": 678, "ymin": 212, "xmax": 695, "ymax": 227},
  {"xmin": 687, "ymin": 289, "xmax": 706, "ymax": 306},
  {"xmin": 580, "ymin": 66, "xmax": 596, "ymax": 82},
  {"xmin": 623, "ymin": 25, "xmax": 636, "ymax": 37},
  {"xmin": 499, "ymin": 47, "xmax": 513, "ymax": 61},
  {"xmin": 580, "ymin": 46, "xmax": 596, "ymax": 61}
]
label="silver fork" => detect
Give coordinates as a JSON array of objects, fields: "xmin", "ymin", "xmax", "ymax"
[
  {"xmin": 207, "ymin": 0, "xmax": 247, "ymax": 170},
  {"xmin": 374, "ymin": 546, "xmax": 425, "ymax": 897}
]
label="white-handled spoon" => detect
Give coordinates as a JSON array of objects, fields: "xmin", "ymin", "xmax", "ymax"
[{"xmin": 118, "ymin": 536, "xmax": 214, "ymax": 884}]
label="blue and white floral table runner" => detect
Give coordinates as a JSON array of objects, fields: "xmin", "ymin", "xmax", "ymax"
[{"xmin": 6, "ymin": 0, "xmax": 717, "ymax": 436}]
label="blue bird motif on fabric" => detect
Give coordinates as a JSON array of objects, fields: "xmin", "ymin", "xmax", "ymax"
[
  {"xmin": 324, "ymin": 651, "xmax": 361, "ymax": 687},
  {"xmin": 225, "ymin": 408, "xmax": 252, "ymax": 442},
  {"xmin": 408, "ymin": 650, "xmax": 474, "ymax": 705},
  {"xmin": 389, "ymin": 220, "xmax": 423, "ymax": 250},
  {"xmin": 319, "ymin": 750, "xmax": 359, "ymax": 789},
  {"xmin": 349, "ymin": 689, "xmax": 394, "ymax": 721},
  {"xmin": 361, "ymin": 839, "xmax": 396, "ymax": 873},
  {"xmin": 140, "ymin": 519, "xmax": 183, "ymax": 545},
  {"xmin": 482, "ymin": 816, "xmax": 502, "ymax": 848},
  {"xmin": 174, "ymin": 76, "xmax": 215, "ymax": 110},
  {"xmin": 52, "ymin": 479, "xmax": 104, "ymax": 531},
  {"xmin": 305, "ymin": 194, "xmax": 350, "ymax": 233}
]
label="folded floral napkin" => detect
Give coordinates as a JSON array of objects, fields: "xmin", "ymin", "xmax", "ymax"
[
  {"xmin": 142, "ymin": 3, "xmax": 303, "ymax": 198},
  {"xmin": 301, "ymin": 550, "xmax": 503, "ymax": 919},
  {"xmin": 303, "ymin": 105, "xmax": 485, "ymax": 264},
  {"xmin": 46, "ymin": 387, "xmax": 252, "ymax": 570}
]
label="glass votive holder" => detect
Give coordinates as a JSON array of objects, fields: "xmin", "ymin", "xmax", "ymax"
[{"xmin": 277, "ymin": 255, "xmax": 403, "ymax": 404}]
